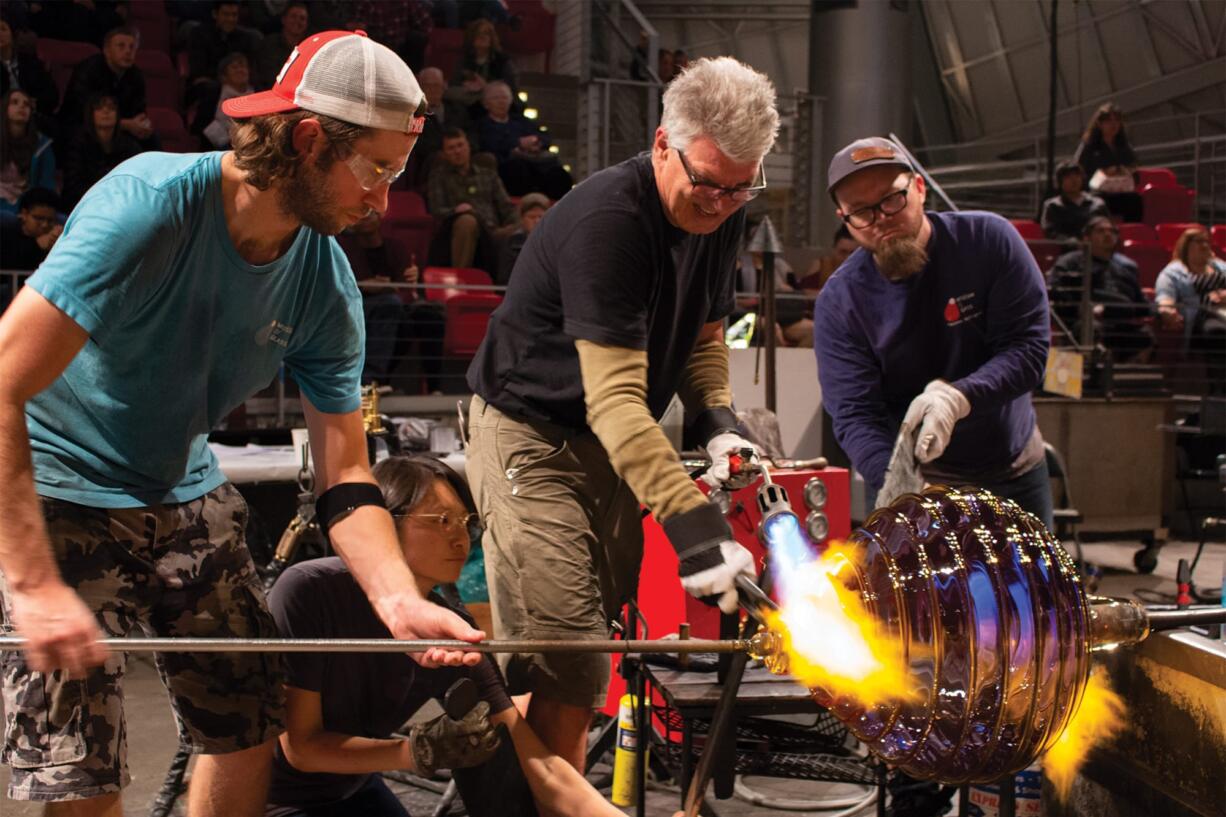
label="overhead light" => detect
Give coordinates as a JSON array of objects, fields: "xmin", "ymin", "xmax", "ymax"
[
  {"xmin": 517, "ymin": 91, "xmax": 528, "ymax": 102},
  {"xmin": 523, "ymin": 107, "xmax": 539, "ymax": 120},
  {"xmin": 539, "ymin": 125, "xmax": 548, "ymax": 132},
  {"xmin": 562, "ymin": 164, "xmax": 571, "ymax": 172},
  {"xmin": 548, "ymin": 145, "xmax": 559, "ymax": 154}
]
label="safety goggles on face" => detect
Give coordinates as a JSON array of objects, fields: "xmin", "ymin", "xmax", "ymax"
[
  {"xmin": 841, "ymin": 178, "xmax": 912, "ymax": 229},
  {"xmin": 395, "ymin": 509, "xmax": 484, "ymax": 541},
  {"xmin": 344, "ymin": 150, "xmax": 408, "ymax": 191},
  {"xmin": 675, "ymin": 147, "xmax": 767, "ymax": 203}
]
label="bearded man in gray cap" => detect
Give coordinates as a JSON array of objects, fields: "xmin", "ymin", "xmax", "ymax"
[
  {"xmin": 0, "ymin": 31, "xmax": 483, "ymax": 816},
  {"xmin": 814, "ymin": 137, "xmax": 1053, "ymax": 526}
]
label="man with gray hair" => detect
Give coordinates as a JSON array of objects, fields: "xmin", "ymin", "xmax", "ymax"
[{"xmin": 465, "ymin": 56, "xmax": 778, "ymax": 769}]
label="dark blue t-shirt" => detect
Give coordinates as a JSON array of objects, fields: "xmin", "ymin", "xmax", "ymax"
[
  {"xmin": 813, "ymin": 211, "xmax": 1049, "ymax": 491},
  {"xmin": 466, "ymin": 152, "xmax": 742, "ymax": 429},
  {"xmin": 264, "ymin": 558, "xmax": 512, "ymax": 814}
]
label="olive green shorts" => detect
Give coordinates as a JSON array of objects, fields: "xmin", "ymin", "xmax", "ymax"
[{"xmin": 467, "ymin": 395, "xmax": 643, "ymax": 709}]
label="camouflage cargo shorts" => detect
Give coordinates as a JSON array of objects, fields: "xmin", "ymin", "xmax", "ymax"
[{"xmin": 0, "ymin": 482, "xmax": 286, "ymax": 802}]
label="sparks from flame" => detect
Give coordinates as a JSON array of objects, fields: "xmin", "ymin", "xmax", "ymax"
[
  {"xmin": 760, "ymin": 512, "xmax": 913, "ymax": 706},
  {"xmin": 1043, "ymin": 668, "xmax": 1126, "ymax": 799}
]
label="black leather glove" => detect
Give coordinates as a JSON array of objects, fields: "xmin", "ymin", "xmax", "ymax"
[{"xmin": 662, "ymin": 502, "xmax": 756, "ymax": 614}]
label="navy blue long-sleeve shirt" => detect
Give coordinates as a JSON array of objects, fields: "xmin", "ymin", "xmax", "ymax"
[{"xmin": 813, "ymin": 211, "xmax": 1049, "ymax": 491}]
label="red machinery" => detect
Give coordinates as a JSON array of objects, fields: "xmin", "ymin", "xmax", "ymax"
[{"xmin": 602, "ymin": 466, "xmax": 850, "ymax": 715}]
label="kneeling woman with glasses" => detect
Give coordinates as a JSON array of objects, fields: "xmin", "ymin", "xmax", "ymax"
[{"xmin": 265, "ymin": 455, "xmax": 637, "ymax": 817}]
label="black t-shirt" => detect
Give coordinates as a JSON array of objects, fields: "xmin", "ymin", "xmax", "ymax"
[
  {"xmin": 466, "ymin": 153, "xmax": 743, "ymax": 429},
  {"xmin": 265, "ymin": 558, "xmax": 511, "ymax": 813}
]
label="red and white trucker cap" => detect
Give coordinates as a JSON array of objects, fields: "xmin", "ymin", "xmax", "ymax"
[{"xmin": 222, "ymin": 30, "xmax": 426, "ymax": 134}]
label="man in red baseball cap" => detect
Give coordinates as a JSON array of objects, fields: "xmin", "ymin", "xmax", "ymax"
[{"xmin": 0, "ymin": 31, "xmax": 480, "ymax": 817}]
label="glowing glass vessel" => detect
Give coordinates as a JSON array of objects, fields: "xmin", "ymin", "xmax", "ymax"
[{"xmin": 781, "ymin": 486, "xmax": 1146, "ymax": 784}]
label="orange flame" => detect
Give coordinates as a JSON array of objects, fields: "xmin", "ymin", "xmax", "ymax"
[
  {"xmin": 764, "ymin": 542, "xmax": 914, "ymax": 707},
  {"xmin": 1043, "ymin": 668, "xmax": 1126, "ymax": 799}
]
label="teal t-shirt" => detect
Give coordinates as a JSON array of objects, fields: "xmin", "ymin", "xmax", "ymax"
[{"xmin": 25, "ymin": 151, "xmax": 364, "ymax": 507}]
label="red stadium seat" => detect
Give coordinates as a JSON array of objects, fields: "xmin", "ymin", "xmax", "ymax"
[
  {"xmin": 1117, "ymin": 223, "xmax": 1156, "ymax": 243},
  {"xmin": 1212, "ymin": 225, "xmax": 1226, "ymax": 255},
  {"xmin": 423, "ymin": 266, "xmax": 493, "ymax": 302},
  {"xmin": 1029, "ymin": 239, "xmax": 1064, "ymax": 275},
  {"xmin": 1136, "ymin": 167, "xmax": 1177, "ymax": 189},
  {"xmin": 443, "ymin": 292, "xmax": 502, "ymax": 357},
  {"xmin": 1140, "ymin": 185, "xmax": 1194, "ymax": 226},
  {"xmin": 36, "ymin": 38, "xmax": 99, "ymax": 97},
  {"xmin": 146, "ymin": 106, "xmax": 196, "ymax": 152},
  {"xmin": 1010, "ymin": 219, "xmax": 1044, "ymax": 241},
  {"xmin": 136, "ymin": 50, "xmax": 179, "ymax": 110},
  {"xmin": 1120, "ymin": 239, "xmax": 1170, "ymax": 290},
  {"xmin": 1155, "ymin": 222, "xmax": 1205, "ymax": 252},
  {"xmin": 424, "ymin": 28, "xmax": 465, "ymax": 74},
  {"xmin": 388, "ymin": 190, "xmax": 429, "ymax": 218}
]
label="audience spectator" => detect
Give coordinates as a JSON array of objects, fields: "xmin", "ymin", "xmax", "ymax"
[
  {"xmin": 26, "ymin": 0, "xmax": 125, "ymax": 47},
  {"xmin": 0, "ymin": 88, "xmax": 54, "ymax": 216},
  {"xmin": 496, "ymin": 191, "xmax": 549, "ymax": 286},
  {"xmin": 0, "ymin": 17, "xmax": 58, "ymax": 125},
  {"xmin": 1156, "ymin": 227, "xmax": 1226, "ymax": 391},
  {"xmin": 426, "ymin": 127, "xmax": 518, "ymax": 272},
  {"xmin": 353, "ymin": 0, "xmax": 431, "ymax": 72},
  {"xmin": 456, "ymin": 0, "xmax": 518, "ymax": 27},
  {"xmin": 1040, "ymin": 160, "xmax": 1109, "ymax": 242},
  {"xmin": 445, "ymin": 18, "xmax": 517, "ymax": 115},
  {"xmin": 337, "ymin": 210, "xmax": 445, "ymax": 393},
  {"xmin": 1047, "ymin": 215, "xmax": 1153, "ymax": 362},
  {"xmin": 187, "ymin": 1, "xmax": 259, "ymax": 97},
  {"xmin": 61, "ymin": 92, "xmax": 141, "ymax": 208},
  {"xmin": 801, "ymin": 225, "xmax": 859, "ymax": 292},
  {"xmin": 657, "ymin": 48, "xmax": 675, "ymax": 84},
  {"xmin": 1, "ymin": 184, "xmax": 60, "ymax": 272},
  {"xmin": 475, "ymin": 80, "xmax": 572, "ymax": 200},
  {"xmin": 1073, "ymin": 101, "xmax": 1143, "ymax": 222},
  {"xmin": 673, "ymin": 49, "xmax": 689, "ymax": 73},
  {"xmin": 252, "ymin": 1, "xmax": 308, "ymax": 89},
  {"xmin": 738, "ymin": 244, "xmax": 812, "ymax": 347},
  {"xmin": 192, "ymin": 52, "xmax": 253, "ymax": 148},
  {"xmin": 59, "ymin": 25, "xmax": 155, "ymax": 151},
  {"xmin": 411, "ymin": 65, "xmax": 474, "ymax": 189}
]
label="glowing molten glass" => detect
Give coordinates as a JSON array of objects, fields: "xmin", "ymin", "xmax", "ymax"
[{"xmin": 766, "ymin": 486, "xmax": 1102, "ymax": 784}]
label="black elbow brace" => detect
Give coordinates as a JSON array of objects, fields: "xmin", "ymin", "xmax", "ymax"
[{"xmin": 315, "ymin": 482, "xmax": 387, "ymax": 534}]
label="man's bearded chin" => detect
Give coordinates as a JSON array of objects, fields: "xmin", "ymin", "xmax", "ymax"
[{"xmin": 874, "ymin": 235, "xmax": 928, "ymax": 281}]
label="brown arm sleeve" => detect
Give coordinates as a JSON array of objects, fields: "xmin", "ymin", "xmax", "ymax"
[
  {"xmin": 576, "ymin": 339, "xmax": 708, "ymax": 522},
  {"xmin": 676, "ymin": 323, "xmax": 740, "ymax": 444}
]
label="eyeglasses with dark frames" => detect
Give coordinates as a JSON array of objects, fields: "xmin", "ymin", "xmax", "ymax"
[
  {"xmin": 840, "ymin": 178, "xmax": 912, "ymax": 229},
  {"xmin": 393, "ymin": 509, "xmax": 484, "ymax": 540},
  {"xmin": 675, "ymin": 147, "xmax": 766, "ymax": 203}
]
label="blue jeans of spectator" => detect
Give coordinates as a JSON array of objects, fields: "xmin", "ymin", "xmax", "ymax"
[
  {"xmin": 362, "ymin": 292, "xmax": 403, "ymax": 385},
  {"xmin": 270, "ymin": 774, "xmax": 408, "ymax": 817}
]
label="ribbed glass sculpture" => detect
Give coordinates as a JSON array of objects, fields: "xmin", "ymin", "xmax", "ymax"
[{"xmin": 812, "ymin": 486, "xmax": 1092, "ymax": 784}]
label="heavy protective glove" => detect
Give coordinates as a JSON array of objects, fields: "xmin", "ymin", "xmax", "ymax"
[
  {"xmin": 408, "ymin": 701, "xmax": 501, "ymax": 777},
  {"xmin": 900, "ymin": 380, "xmax": 971, "ymax": 464},
  {"xmin": 663, "ymin": 503, "xmax": 756, "ymax": 614},
  {"xmin": 700, "ymin": 431, "xmax": 761, "ymax": 491}
]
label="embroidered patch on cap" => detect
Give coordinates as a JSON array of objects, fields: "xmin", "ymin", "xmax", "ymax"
[{"xmin": 850, "ymin": 146, "xmax": 898, "ymax": 164}]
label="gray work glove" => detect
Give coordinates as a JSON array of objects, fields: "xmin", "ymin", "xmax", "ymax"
[
  {"xmin": 408, "ymin": 701, "xmax": 501, "ymax": 777},
  {"xmin": 900, "ymin": 380, "xmax": 971, "ymax": 464}
]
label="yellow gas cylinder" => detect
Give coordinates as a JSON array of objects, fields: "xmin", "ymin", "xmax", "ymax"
[{"xmin": 610, "ymin": 694, "xmax": 640, "ymax": 806}]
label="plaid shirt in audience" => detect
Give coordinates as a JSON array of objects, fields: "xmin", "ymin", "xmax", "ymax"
[
  {"xmin": 355, "ymin": 0, "xmax": 432, "ymax": 46},
  {"xmin": 427, "ymin": 161, "xmax": 518, "ymax": 229}
]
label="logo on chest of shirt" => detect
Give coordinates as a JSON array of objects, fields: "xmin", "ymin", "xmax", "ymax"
[
  {"xmin": 943, "ymin": 292, "xmax": 981, "ymax": 327},
  {"xmin": 255, "ymin": 319, "xmax": 295, "ymax": 348}
]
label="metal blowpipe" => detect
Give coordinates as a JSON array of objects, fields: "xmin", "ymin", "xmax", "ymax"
[{"xmin": 0, "ymin": 633, "xmax": 781, "ymax": 657}]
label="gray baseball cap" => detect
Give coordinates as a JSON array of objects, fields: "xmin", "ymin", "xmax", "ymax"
[{"xmin": 826, "ymin": 136, "xmax": 913, "ymax": 196}]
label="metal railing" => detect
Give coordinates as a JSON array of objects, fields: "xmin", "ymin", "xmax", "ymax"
[{"xmin": 918, "ymin": 110, "xmax": 1226, "ymax": 223}]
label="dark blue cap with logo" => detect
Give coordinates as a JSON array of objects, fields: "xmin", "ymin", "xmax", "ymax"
[{"xmin": 827, "ymin": 136, "xmax": 913, "ymax": 195}]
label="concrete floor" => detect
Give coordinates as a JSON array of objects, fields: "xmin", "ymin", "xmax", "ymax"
[{"xmin": 2, "ymin": 536, "xmax": 1222, "ymax": 817}]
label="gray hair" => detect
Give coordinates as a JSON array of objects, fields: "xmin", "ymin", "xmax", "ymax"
[{"xmin": 660, "ymin": 57, "xmax": 779, "ymax": 164}]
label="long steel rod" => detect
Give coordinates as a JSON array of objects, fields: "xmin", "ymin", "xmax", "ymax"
[
  {"xmin": 1146, "ymin": 607, "xmax": 1226, "ymax": 630},
  {"xmin": 0, "ymin": 637, "xmax": 751, "ymax": 655}
]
